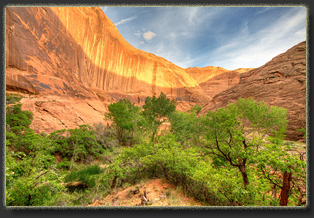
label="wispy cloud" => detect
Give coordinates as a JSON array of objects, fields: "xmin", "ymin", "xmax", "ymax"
[
  {"xmin": 255, "ymin": 7, "xmax": 275, "ymax": 15},
  {"xmin": 207, "ymin": 7, "xmax": 306, "ymax": 69},
  {"xmin": 115, "ymin": 15, "xmax": 137, "ymax": 26},
  {"xmin": 101, "ymin": 7, "xmax": 108, "ymax": 12},
  {"xmin": 103, "ymin": 7, "xmax": 306, "ymax": 69},
  {"xmin": 134, "ymin": 31, "xmax": 142, "ymax": 38}
]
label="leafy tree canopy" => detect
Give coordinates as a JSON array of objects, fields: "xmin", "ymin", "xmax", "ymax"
[
  {"xmin": 105, "ymin": 99, "xmax": 141, "ymax": 144},
  {"xmin": 142, "ymin": 92, "xmax": 176, "ymax": 144}
]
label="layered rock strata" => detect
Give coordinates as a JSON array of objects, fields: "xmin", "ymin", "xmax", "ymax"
[
  {"xmin": 199, "ymin": 41, "xmax": 307, "ymax": 141},
  {"xmin": 6, "ymin": 7, "xmax": 209, "ymax": 106},
  {"xmin": 6, "ymin": 7, "xmax": 306, "ymax": 140},
  {"xmin": 186, "ymin": 67, "xmax": 254, "ymax": 99},
  {"xmin": 5, "ymin": 6, "xmax": 210, "ymax": 133}
]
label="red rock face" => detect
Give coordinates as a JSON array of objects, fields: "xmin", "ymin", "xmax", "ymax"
[
  {"xmin": 199, "ymin": 41, "xmax": 307, "ymax": 141},
  {"xmin": 186, "ymin": 67, "xmax": 255, "ymax": 100},
  {"xmin": 6, "ymin": 7, "xmax": 209, "ymax": 105},
  {"xmin": 5, "ymin": 7, "xmax": 306, "ymax": 140},
  {"xmin": 5, "ymin": 7, "xmax": 211, "ymax": 134}
]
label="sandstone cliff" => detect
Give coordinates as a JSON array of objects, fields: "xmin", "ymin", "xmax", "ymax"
[
  {"xmin": 186, "ymin": 67, "xmax": 254, "ymax": 99},
  {"xmin": 5, "ymin": 7, "xmax": 211, "ymax": 134},
  {"xmin": 6, "ymin": 7, "xmax": 209, "ymax": 105},
  {"xmin": 5, "ymin": 7, "xmax": 306, "ymax": 140},
  {"xmin": 199, "ymin": 41, "xmax": 307, "ymax": 141}
]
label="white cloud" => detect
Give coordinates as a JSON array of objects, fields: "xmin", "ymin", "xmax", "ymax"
[
  {"xmin": 255, "ymin": 7, "xmax": 274, "ymax": 15},
  {"xmin": 208, "ymin": 8, "xmax": 306, "ymax": 70},
  {"xmin": 105, "ymin": 7, "xmax": 306, "ymax": 70},
  {"xmin": 115, "ymin": 15, "xmax": 137, "ymax": 26},
  {"xmin": 101, "ymin": 7, "xmax": 108, "ymax": 12},
  {"xmin": 143, "ymin": 31, "xmax": 157, "ymax": 41},
  {"xmin": 187, "ymin": 7, "xmax": 198, "ymax": 24},
  {"xmin": 134, "ymin": 32, "xmax": 142, "ymax": 38}
]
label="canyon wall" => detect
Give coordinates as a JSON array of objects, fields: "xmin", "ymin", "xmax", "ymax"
[
  {"xmin": 199, "ymin": 41, "xmax": 307, "ymax": 141},
  {"xmin": 5, "ymin": 7, "xmax": 306, "ymax": 140},
  {"xmin": 6, "ymin": 7, "xmax": 209, "ymax": 106},
  {"xmin": 186, "ymin": 67, "xmax": 254, "ymax": 98}
]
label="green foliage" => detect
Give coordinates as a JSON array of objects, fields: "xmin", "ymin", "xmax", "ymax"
[
  {"xmin": 169, "ymin": 111, "xmax": 203, "ymax": 147},
  {"xmin": 105, "ymin": 99, "xmax": 141, "ymax": 144},
  {"xmin": 64, "ymin": 164, "xmax": 103, "ymax": 190},
  {"xmin": 199, "ymin": 98, "xmax": 288, "ymax": 187},
  {"xmin": 229, "ymin": 98, "xmax": 288, "ymax": 139},
  {"xmin": 297, "ymin": 128, "xmax": 306, "ymax": 139},
  {"xmin": 5, "ymin": 96, "xmax": 305, "ymax": 206},
  {"xmin": 6, "ymin": 103, "xmax": 33, "ymax": 134},
  {"xmin": 6, "ymin": 93, "xmax": 23, "ymax": 105},
  {"xmin": 56, "ymin": 158, "xmax": 71, "ymax": 170},
  {"xmin": 255, "ymin": 138, "xmax": 306, "ymax": 205},
  {"xmin": 6, "ymin": 136, "xmax": 65, "ymax": 206},
  {"xmin": 49, "ymin": 125, "xmax": 106, "ymax": 163},
  {"xmin": 188, "ymin": 104, "xmax": 203, "ymax": 114},
  {"xmin": 142, "ymin": 92, "xmax": 176, "ymax": 144},
  {"xmin": 106, "ymin": 134, "xmax": 261, "ymax": 205}
]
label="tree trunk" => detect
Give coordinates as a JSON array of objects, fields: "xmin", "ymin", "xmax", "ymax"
[
  {"xmin": 279, "ymin": 171, "xmax": 292, "ymax": 206},
  {"xmin": 152, "ymin": 131, "xmax": 156, "ymax": 145},
  {"xmin": 117, "ymin": 128, "xmax": 122, "ymax": 144},
  {"xmin": 238, "ymin": 164, "xmax": 249, "ymax": 188},
  {"xmin": 111, "ymin": 175, "xmax": 118, "ymax": 189},
  {"xmin": 272, "ymin": 184, "xmax": 277, "ymax": 200}
]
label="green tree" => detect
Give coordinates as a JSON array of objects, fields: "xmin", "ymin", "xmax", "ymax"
[
  {"xmin": 255, "ymin": 138, "xmax": 306, "ymax": 206},
  {"xmin": 169, "ymin": 111, "xmax": 204, "ymax": 147},
  {"xmin": 142, "ymin": 92, "xmax": 176, "ymax": 145},
  {"xmin": 188, "ymin": 104, "xmax": 203, "ymax": 115},
  {"xmin": 105, "ymin": 99, "xmax": 141, "ymax": 144},
  {"xmin": 202, "ymin": 98, "xmax": 288, "ymax": 188}
]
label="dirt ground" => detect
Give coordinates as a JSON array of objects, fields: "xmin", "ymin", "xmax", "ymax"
[{"xmin": 89, "ymin": 178, "xmax": 203, "ymax": 207}]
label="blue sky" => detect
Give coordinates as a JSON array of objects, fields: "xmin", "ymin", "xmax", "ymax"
[{"xmin": 101, "ymin": 6, "xmax": 307, "ymax": 70}]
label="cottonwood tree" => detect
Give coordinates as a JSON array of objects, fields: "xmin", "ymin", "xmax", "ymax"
[
  {"xmin": 105, "ymin": 99, "xmax": 141, "ymax": 144},
  {"xmin": 142, "ymin": 92, "xmax": 176, "ymax": 145},
  {"xmin": 169, "ymin": 111, "xmax": 204, "ymax": 147},
  {"xmin": 201, "ymin": 98, "xmax": 288, "ymax": 188},
  {"xmin": 255, "ymin": 138, "xmax": 306, "ymax": 206}
]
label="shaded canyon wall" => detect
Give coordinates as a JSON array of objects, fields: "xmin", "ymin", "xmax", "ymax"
[{"xmin": 199, "ymin": 41, "xmax": 307, "ymax": 141}]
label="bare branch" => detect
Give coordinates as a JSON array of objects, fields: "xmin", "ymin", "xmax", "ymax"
[{"xmin": 260, "ymin": 167, "xmax": 282, "ymax": 188}]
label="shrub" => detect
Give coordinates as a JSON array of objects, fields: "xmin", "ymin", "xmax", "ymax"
[
  {"xmin": 64, "ymin": 164, "xmax": 103, "ymax": 190},
  {"xmin": 6, "ymin": 93, "xmax": 22, "ymax": 105},
  {"xmin": 50, "ymin": 125, "xmax": 106, "ymax": 162},
  {"xmin": 6, "ymin": 103, "xmax": 33, "ymax": 134}
]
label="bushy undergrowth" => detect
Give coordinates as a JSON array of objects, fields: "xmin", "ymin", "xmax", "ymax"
[
  {"xmin": 5, "ymin": 95, "xmax": 117, "ymax": 206},
  {"xmin": 64, "ymin": 165, "xmax": 103, "ymax": 190},
  {"xmin": 5, "ymin": 94, "xmax": 306, "ymax": 207},
  {"xmin": 104, "ymin": 134, "xmax": 250, "ymax": 205},
  {"xmin": 105, "ymin": 133, "xmax": 305, "ymax": 206},
  {"xmin": 6, "ymin": 93, "xmax": 23, "ymax": 105}
]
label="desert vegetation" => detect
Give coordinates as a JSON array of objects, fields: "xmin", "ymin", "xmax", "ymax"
[{"xmin": 5, "ymin": 92, "xmax": 306, "ymax": 206}]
